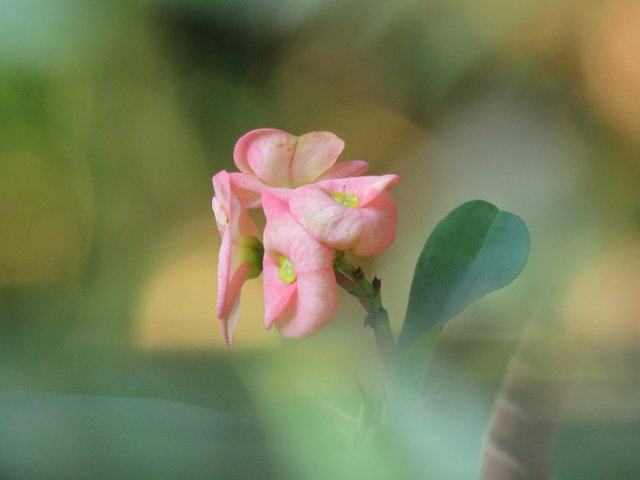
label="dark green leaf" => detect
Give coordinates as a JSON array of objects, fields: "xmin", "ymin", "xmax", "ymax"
[{"xmin": 398, "ymin": 200, "xmax": 529, "ymax": 355}]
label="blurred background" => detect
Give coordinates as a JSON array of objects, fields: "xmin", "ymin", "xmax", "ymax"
[{"xmin": 1, "ymin": 0, "xmax": 640, "ymax": 478}]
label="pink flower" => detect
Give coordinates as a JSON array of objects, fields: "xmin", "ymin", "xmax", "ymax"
[
  {"xmin": 261, "ymin": 191, "xmax": 339, "ymax": 337},
  {"xmin": 225, "ymin": 172, "xmax": 265, "ymax": 209},
  {"xmin": 289, "ymin": 175, "xmax": 400, "ymax": 256},
  {"xmin": 233, "ymin": 129, "xmax": 369, "ymax": 189},
  {"xmin": 212, "ymin": 171, "xmax": 263, "ymax": 347}
]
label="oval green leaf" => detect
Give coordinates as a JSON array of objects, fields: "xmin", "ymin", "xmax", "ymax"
[{"xmin": 398, "ymin": 200, "xmax": 529, "ymax": 355}]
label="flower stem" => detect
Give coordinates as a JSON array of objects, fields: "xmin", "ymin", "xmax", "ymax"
[{"xmin": 334, "ymin": 252, "xmax": 396, "ymax": 381}]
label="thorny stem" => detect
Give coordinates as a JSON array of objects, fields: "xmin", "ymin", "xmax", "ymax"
[{"xmin": 333, "ymin": 251, "xmax": 396, "ymax": 384}]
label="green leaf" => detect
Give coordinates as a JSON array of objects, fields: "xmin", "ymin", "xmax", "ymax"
[
  {"xmin": 401, "ymin": 325, "xmax": 444, "ymax": 397},
  {"xmin": 398, "ymin": 200, "xmax": 529, "ymax": 356},
  {"xmin": 0, "ymin": 391, "xmax": 271, "ymax": 480}
]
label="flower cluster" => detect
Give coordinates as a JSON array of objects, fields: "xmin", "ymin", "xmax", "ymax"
[{"xmin": 212, "ymin": 129, "xmax": 399, "ymax": 347}]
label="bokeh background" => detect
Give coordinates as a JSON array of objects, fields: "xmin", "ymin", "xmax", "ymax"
[{"xmin": 2, "ymin": 0, "xmax": 640, "ymax": 478}]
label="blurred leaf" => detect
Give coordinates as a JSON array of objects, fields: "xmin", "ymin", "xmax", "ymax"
[
  {"xmin": 397, "ymin": 200, "xmax": 529, "ymax": 379},
  {"xmin": 401, "ymin": 325, "xmax": 443, "ymax": 397},
  {"xmin": 0, "ymin": 391, "xmax": 272, "ymax": 480},
  {"xmin": 0, "ymin": 0, "xmax": 114, "ymax": 71}
]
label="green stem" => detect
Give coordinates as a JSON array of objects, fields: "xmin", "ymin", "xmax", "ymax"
[{"xmin": 334, "ymin": 252, "xmax": 396, "ymax": 380}]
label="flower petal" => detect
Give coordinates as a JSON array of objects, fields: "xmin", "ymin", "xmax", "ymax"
[
  {"xmin": 289, "ymin": 176, "xmax": 399, "ymax": 255},
  {"xmin": 213, "ymin": 170, "xmax": 263, "ymax": 347},
  {"xmin": 316, "ymin": 175, "xmax": 399, "ymax": 207},
  {"xmin": 211, "ymin": 196, "xmax": 228, "ymax": 236},
  {"xmin": 216, "ymin": 231, "xmax": 252, "ymax": 320},
  {"xmin": 233, "ymin": 129, "xmax": 296, "ymax": 187},
  {"xmin": 277, "ymin": 268, "xmax": 338, "ymax": 338},
  {"xmin": 229, "ymin": 172, "xmax": 266, "ymax": 209},
  {"xmin": 262, "ymin": 191, "xmax": 338, "ymax": 337},
  {"xmin": 263, "ymin": 255, "xmax": 297, "ymax": 330},
  {"xmin": 212, "ymin": 171, "xmax": 233, "ymax": 217},
  {"xmin": 357, "ymin": 174, "xmax": 400, "ymax": 206},
  {"xmin": 349, "ymin": 191, "xmax": 397, "ymax": 256},
  {"xmin": 262, "ymin": 187, "xmax": 293, "ymax": 202},
  {"xmin": 289, "ymin": 184, "xmax": 361, "ymax": 251},
  {"xmin": 262, "ymin": 192, "xmax": 334, "ymax": 273},
  {"xmin": 216, "ymin": 230, "xmax": 233, "ymax": 319},
  {"xmin": 220, "ymin": 293, "xmax": 241, "ymax": 348},
  {"xmin": 290, "ymin": 131, "xmax": 345, "ymax": 186},
  {"xmin": 315, "ymin": 160, "xmax": 369, "ymax": 181},
  {"xmin": 212, "ymin": 171, "xmax": 260, "ymax": 238},
  {"xmin": 261, "ymin": 190, "xmax": 291, "ymax": 222}
]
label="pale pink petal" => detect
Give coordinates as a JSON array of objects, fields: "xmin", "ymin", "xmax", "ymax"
[
  {"xmin": 229, "ymin": 172, "xmax": 266, "ymax": 209},
  {"xmin": 357, "ymin": 174, "xmax": 400, "ymax": 206},
  {"xmin": 216, "ymin": 256, "xmax": 251, "ymax": 348},
  {"xmin": 212, "ymin": 171, "xmax": 232, "ymax": 215},
  {"xmin": 262, "ymin": 192, "xmax": 333, "ymax": 273},
  {"xmin": 262, "ymin": 191, "xmax": 338, "ymax": 337},
  {"xmin": 212, "ymin": 171, "xmax": 260, "ymax": 238},
  {"xmin": 289, "ymin": 185, "xmax": 362, "ymax": 251},
  {"xmin": 232, "ymin": 129, "xmax": 278, "ymax": 174},
  {"xmin": 315, "ymin": 160, "xmax": 369, "ymax": 181},
  {"xmin": 262, "ymin": 187, "xmax": 293, "ymax": 202},
  {"xmin": 277, "ymin": 268, "xmax": 338, "ymax": 338},
  {"xmin": 220, "ymin": 294, "xmax": 241, "ymax": 348},
  {"xmin": 261, "ymin": 190, "xmax": 291, "ymax": 221},
  {"xmin": 263, "ymin": 255, "xmax": 296, "ymax": 329},
  {"xmin": 212, "ymin": 170, "xmax": 263, "ymax": 347},
  {"xmin": 217, "ymin": 230, "xmax": 251, "ymax": 318},
  {"xmin": 233, "ymin": 129, "xmax": 296, "ymax": 187},
  {"xmin": 211, "ymin": 196, "xmax": 228, "ymax": 236},
  {"xmin": 216, "ymin": 230, "xmax": 232, "ymax": 318},
  {"xmin": 350, "ymin": 191, "xmax": 397, "ymax": 256},
  {"xmin": 290, "ymin": 131, "xmax": 345, "ymax": 186},
  {"xmin": 316, "ymin": 175, "xmax": 400, "ymax": 207},
  {"xmin": 217, "ymin": 237, "xmax": 252, "ymax": 344},
  {"xmin": 212, "ymin": 171, "xmax": 240, "ymax": 237},
  {"xmin": 289, "ymin": 176, "xmax": 399, "ymax": 256}
]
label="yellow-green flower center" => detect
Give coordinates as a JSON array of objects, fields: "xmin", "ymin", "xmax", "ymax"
[
  {"xmin": 278, "ymin": 256, "xmax": 297, "ymax": 284},
  {"xmin": 331, "ymin": 191, "xmax": 359, "ymax": 208}
]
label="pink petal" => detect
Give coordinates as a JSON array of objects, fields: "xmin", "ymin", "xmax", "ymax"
[
  {"xmin": 211, "ymin": 196, "xmax": 227, "ymax": 236},
  {"xmin": 289, "ymin": 176, "xmax": 399, "ymax": 256},
  {"xmin": 261, "ymin": 191, "xmax": 338, "ymax": 336},
  {"xmin": 216, "ymin": 231, "xmax": 233, "ymax": 319},
  {"xmin": 289, "ymin": 131, "xmax": 345, "ymax": 186},
  {"xmin": 233, "ymin": 129, "xmax": 296, "ymax": 187},
  {"xmin": 262, "ymin": 187, "xmax": 293, "ymax": 202},
  {"xmin": 262, "ymin": 192, "xmax": 334, "ymax": 273},
  {"xmin": 349, "ymin": 191, "xmax": 397, "ymax": 256},
  {"xmin": 358, "ymin": 174, "xmax": 400, "ymax": 206},
  {"xmin": 212, "ymin": 170, "xmax": 262, "ymax": 347},
  {"xmin": 229, "ymin": 172, "xmax": 266, "ymax": 209},
  {"xmin": 220, "ymin": 294, "xmax": 241, "ymax": 348},
  {"xmin": 277, "ymin": 267, "xmax": 338, "ymax": 338},
  {"xmin": 261, "ymin": 190, "xmax": 291, "ymax": 220},
  {"xmin": 216, "ymin": 230, "xmax": 251, "ymax": 317},
  {"xmin": 316, "ymin": 175, "xmax": 400, "ymax": 207},
  {"xmin": 289, "ymin": 185, "xmax": 362, "ymax": 251},
  {"xmin": 315, "ymin": 160, "xmax": 369, "ymax": 181},
  {"xmin": 212, "ymin": 171, "xmax": 233, "ymax": 215},
  {"xmin": 263, "ymin": 255, "xmax": 297, "ymax": 329},
  {"xmin": 212, "ymin": 171, "xmax": 260, "ymax": 238},
  {"xmin": 216, "ymin": 232, "xmax": 252, "ymax": 346}
]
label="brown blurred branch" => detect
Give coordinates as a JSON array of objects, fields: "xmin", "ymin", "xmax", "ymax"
[{"xmin": 480, "ymin": 324, "xmax": 579, "ymax": 480}]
